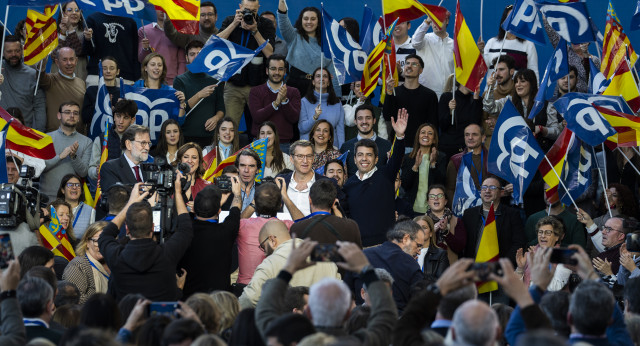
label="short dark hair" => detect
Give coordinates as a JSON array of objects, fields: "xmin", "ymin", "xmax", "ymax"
[
  {"xmin": 138, "ymin": 315, "xmax": 172, "ymax": 346},
  {"xmin": 6, "ymin": 156, "xmax": 22, "ymax": 170},
  {"xmin": 569, "ymin": 280, "xmax": 614, "ymax": 335},
  {"xmin": 309, "ymin": 179, "xmax": 336, "ymax": 210},
  {"xmin": 17, "ymin": 277, "xmax": 53, "ymax": 318},
  {"xmin": 79, "ymin": 293, "xmax": 122, "ymax": 332},
  {"xmin": 121, "ymin": 124, "xmax": 150, "ymax": 150},
  {"xmin": 125, "ymin": 201, "xmax": 153, "ymax": 238},
  {"xmin": 540, "ymin": 291, "xmax": 571, "ymax": 337},
  {"xmin": 3, "ymin": 35, "xmax": 20, "ymax": 45},
  {"xmin": 284, "ymin": 286, "xmax": 309, "ymax": 312},
  {"xmin": 108, "ymin": 184, "xmax": 130, "ymax": 214},
  {"xmin": 185, "ymin": 39, "xmax": 205, "ymax": 53},
  {"xmin": 267, "ymin": 54, "xmax": 287, "ymax": 69},
  {"xmin": 113, "ymin": 99, "xmax": 138, "ymax": 118},
  {"xmin": 260, "ymin": 10, "xmax": 275, "ymax": 18},
  {"xmin": 491, "ymin": 54, "xmax": 516, "ymax": 70},
  {"xmin": 162, "ymin": 318, "xmax": 205, "ymax": 346},
  {"xmin": 255, "ymin": 183, "xmax": 281, "ymax": 217},
  {"xmin": 194, "ymin": 185, "xmax": 222, "ymax": 218},
  {"xmin": 354, "ymin": 138, "xmax": 378, "ymax": 158},
  {"xmin": 102, "ymin": 55, "xmax": 119, "ymax": 68},
  {"xmin": 405, "ymin": 54, "xmax": 424, "ymax": 69},
  {"xmin": 568, "ymin": 64, "xmax": 578, "ymax": 78},
  {"xmin": 58, "ymin": 101, "xmax": 80, "ymax": 113},
  {"xmin": 234, "ymin": 149, "xmax": 262, "ymax": 171},
  {"xmin": 323, "ymin": 158, "xmax": 344, "ymax": 175},
  {"xmin": 55, "ymin": 280, "xmax": 81, "ymax": 307},
  {"xmin": 625, "ymin": 277, "xmax": 640, "ymax": 314},
  {"xmin": 264, "ymin": 313, "xmax": 315, "ymax": 345},
  {"xmin": 354, "ymin": 104, "xmax": 375, "ymax": 119},
  {"xmin": 437, "ymin": 285, "xmax": 477, "ymax": 319},
  {"xmin": 386, "ymin": 219, "xmax": 422, "ymax": 242},
  {"xmin": 19, "ymin": 246, "xmax": 54, "ymax": 278},
  {"xmin": 201, "ymin": 1, "xmax": 216, "ymax": 14}
]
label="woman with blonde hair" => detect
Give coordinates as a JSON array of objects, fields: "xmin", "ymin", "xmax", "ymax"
[
  {"xmin": 62, "ymin": 221, "xmax": 110, "ymax": 304},
  {"xmin": 209, "ymin": 291, "xmax": 240, "ymax": 337},
  {"xmin": 413, "ymin": 215, "xmax": 449, "ymax": 279},
  {"xmin": 185, "ymin": 293, "xmax": 221, "ymax": 335}
]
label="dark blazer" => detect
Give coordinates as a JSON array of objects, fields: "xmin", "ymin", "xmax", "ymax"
[
  {"xmin": 461, "ymin": 204, "xmax": 525, "ymax": 266},
  {"xmin": 276, "ymin": 171, "xmax": 346, "ymax": 207},
  {"xmin": 422, "ymin": 246, "xmax": 449, "ymax": 280},
  {"xmin": 400, "ymin": 151, "xmax": 447, "ymax": 210},
  {"xmin": 289, "ymin": 214, "xmax": 362, "ymax": 248},
  {"xmin": 25, "ymin": 325, "xmax": 62, "ymax": 345},
  {"xmin": 99, "ymin": 154, "xmax": 138, "ymax": 189},
  {"xmin": 340, "ymin": 136, "xmax": 392, "ymax": 178}
]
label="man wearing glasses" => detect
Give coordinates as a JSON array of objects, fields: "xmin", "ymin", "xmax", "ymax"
[
  {"xmin": 99, "ymin": 125, "xmax": 153, "ymax": 189},
  {"xmin": 163, "ymin": 2, "xmax": 220, "ymax": 53},
  {"xmin": 40, "ymin": 101, "xmax": 92, "ymax": 201},
  {"xmin": 589, "ymin": 217, "xmax": 631, "ymax": 277},
  {"xmin": 248, "ymin": 54, "xmax": 301, "ymax": 154}
]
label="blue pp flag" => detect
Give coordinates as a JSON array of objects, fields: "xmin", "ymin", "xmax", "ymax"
[
  {"xmin": 558, "ymin": 138, "xmax": 592, "ymax": 206},
  {"xmin": 501, "ymin": 0, "xmax": 546, "ymax": 45},
  {"xmin": 321, "ymin": 8, "xmax": 368, "ymax": 85},
  {"xmin": 529, "ymin": 38, "xmax": 569, "ymax": 119},
  {"xmin": 589, "ymin": 59, "xmax": 610, "ymax": 94},
  {"xmin": 359, "ymin": 8, "xmax": 384, "ymax": 54},
  {"xmin": 0, "ymin": 122, "xmax": 10, "ymax": 184},
  {"xmin": 632, "ymin": 1, "xmax": 640, "ymax": 31},
  {"xmin": 314, "ymin": 151, "xmax": 349, "ymax": 176},
  {"xmin": 75, "ymin": 0, "xmax": 156, "ymax": 22},
  {"xmin": 488, "ymin": 100, "xmax": 544, "ymax": 204},
  {"xmin": 120, "ymin": 84, "xmax": 180, "ymax": 145},
  {"xmin": 535, "ymin": 0, "xmax": 596, "ymax": 43},
  {"xmin": 553, "ymin": 93, "xmax": 631, "ymax": 146},
  {"xmin": 89, "ymin": 61, "xmax": 114, "ymax": 140},
  {"xmin": 452, "ymin": 152, "xmax": 482, "ymax": 217},
  {"xmin": 187, "ymin": 36, "xmax": 268, "ymax": 81}
]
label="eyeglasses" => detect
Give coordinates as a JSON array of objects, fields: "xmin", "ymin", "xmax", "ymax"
[
  {"xmin": 65, "ymin": 8, "xmax": 81, "ymax": 13},
  {"xmin": 66, "ymin": 182, "xmax": 81, "ymax": 188},
  {"xmin": 90, "ymin": 238, "xmax": 99, "ymax": 243},
  {"xmin": 537, "ymin": 230, "xmax": 556, "ymax": 236},
  {"xmin": 258, "ymin": 236, "xmax": 273, "ymax": 251},
  {"xmin": 133, "ymin": 140, "xmax": 153, "ymax": 148},
  {"xmin": 268, "ymin": 67, "xmax": 286, "ymax": 72},
  {"xmin": 602, "ymin": 226, "xmax": 621, "ymax": 234},
  {"xmin": 294, "ymin": 154, "xmax": 314, "ymax": 161},
  {"xmin": 428, "ymin": 193, "xmax": 445, "ymax": 200},
  {"xmin": 480, "ymin": 185, "xmax": 502, "ymax": 191},
  {"xmin": 405, "ymin": 62, "xmax": 421, "ymax": 67},
  {"xmin": 61, "ymin": 110, "xmax": 79, "ymax": 117},
  {"xmin": 201, "ymin": 12, "xmax": 216, "ymax": 18}
]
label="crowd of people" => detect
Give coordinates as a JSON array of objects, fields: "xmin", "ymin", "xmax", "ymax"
[{"xmin": 0, "ymin": 0, "xmax": 639, "ymax": 345}]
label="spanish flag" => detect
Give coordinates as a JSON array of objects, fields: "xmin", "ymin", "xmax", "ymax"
[
  {"xmin": 475, "ymin": 203, "xmax": 499, "ymax": 294},
  {"xmin": 0, "ymin": 106, "xmax": 56, "ymax": 160},
  {"xmin": 48, "ymin": 206, "xmax": 76, "ymax": 262},
  {"xmin": 453, "ymin": 0, "xmax": 487, "ymax": 93},
  {"xmin": 539, "ymin": 128, "xmax": 574, "ymax": 202},
  {"xmin": 601, "ymin": 2, "xmax": 637, "ymax": 79},
  {"xmin": 383, "ymin": 0, "xmax": 448, "ymax": 31},
  {"xmin": 595, "ymin": 105, "xmax": 640, "ymax": 148},
  {"xmin": 602, "ymin": 58, "xmax": 640, "ymax": 113},
  {"xmin": 203, "ymin": 138, "xmax": 268, "ymax": 182},
  {"xmin": 150, "ymin": 0, "xmax": 200, "ymax": 35},
  {"xmin": 24, "ymin": 5, "xmax": 58, "ymax": 66}
]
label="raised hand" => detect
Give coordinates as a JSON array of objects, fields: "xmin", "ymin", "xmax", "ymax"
[{"xmin": 391, "ymin": 108, "xmax": 409, "ymax": 138}]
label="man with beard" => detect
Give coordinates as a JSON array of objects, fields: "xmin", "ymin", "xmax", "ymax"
[
  {"xmin": 249, "ymin": 54, "xmax": 301, "ymax": 152},
  {"xmin": 482, "ymin": 55, "xmax": 516, "ymax": 145},
  {"xmin": 163, "ymin": 1, "xmax": 219, "ymax": 51},
  {"xmin": 0, "ymin": 35, "xmax": 46, "ymax": 131},
  {"xmin": 340, "ymin": 104, "xmax": 392, "ymax": 178},
  {"xmin": 524, "ymin": 183, "xmax": 586, "ymax": 248},
  {"xmin": 99, "ymin": 125, "xmax": 153, "ymax": 188}
]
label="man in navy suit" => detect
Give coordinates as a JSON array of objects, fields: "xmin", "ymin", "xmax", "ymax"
[
  {"xmin": 99, "ymin": 124, "xmax": 153, "ymax": 188},
  {"xmin": 340, "ymin": 104, "xmax": 391, "ymax": 178}
]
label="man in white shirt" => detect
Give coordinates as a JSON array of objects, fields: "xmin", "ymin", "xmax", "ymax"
[{"xmin": 411, "ymin": 13, "xmax": 454, "ymax": 98}]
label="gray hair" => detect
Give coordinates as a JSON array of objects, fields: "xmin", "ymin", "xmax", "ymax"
[
  {"xmin": 386, "ymin": 219, "xmax": 422, "ymax": 242},
  {"xmin": 451, "ymin": 300, "xmax": 499, "ymax": 346},
  {"xmin": 363, "ymin": 268, "xmax": 394, "ymax": 291},
  {"xmin": 308, "ymin": 278, "xmax": 351, "ymax": 328},
  {"xmin": 17, "ymin": 277, "xmax": 54, "ymax": 318},
  {"xmin": 289, "ymin": 140, "xmax": 314, "ymax": 156},
  {"xmin": 569, "ymin": 280, "xmax": 615, "ymax": 336}
]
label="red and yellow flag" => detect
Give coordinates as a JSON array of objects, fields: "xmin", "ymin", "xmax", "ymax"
[
  {"xmin": 24, "ymin": 5, "xmax": 59, "ymax": 66},
  {"xmin": 92, "ymin": 123, "xmax": 110, "ymax": 206},
  {"xmin": 475, "ymin": 203, "xmax": 499, "ymax": 294},
  {"xmin": 594, "ymin": 105, "xmax": 640, "ymax": 148},
  {"xmin": 602, "ymin": 59, "xmax": 640, "ymax": 113},
  {"xmin": 150, "ymin": 0, "xmax": 200, "ymax": 35},
  {"xmin": 48, "ymin": 206, "xmax": 76, "ymax": 262},
  {"xmin": 601, "ymin": 2, "xmax": 638, "ymax": 79},
  {"xmin": 383, "ymin": 0, "xmax": 448, "ymax": 31},
  {"xmin": 453, "ymin": 0, "xmax": 487, "ymax": 93},
  {"xmin": 361, "ymin": 19, "xmax": 398, "ymax": 98},
  {"xmin": 539, "ymin": 128, "xmax": 574, "ymax": 202},
  {"xmin": 380, "ymin": 25, "xmax": 399, "ymax": 105},
  {"xmin": 38, "ymin": 224, "xmax": 61, "ymax": 252},
  {"xmin": 0, "ymin": 107, "xmax": 55, "ymax": 159}
]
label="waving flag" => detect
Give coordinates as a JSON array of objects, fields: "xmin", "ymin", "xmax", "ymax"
[
  {"xmin": 602, "ymin": 58, "xmax": 640, "ymax": 113},
  {"xmin": 0, "ymin": 123, "xmax": 10, "ymax": 184},
  {"xmin": 0, "ymin": 107, "xmax": 55, "ymax": 159},
  {"xmin": 89, "ymin": 61, "xmax": 115, "ymax": 140},
  {"xmin": 321, "ymin": 8, "xmax": 367, "ymax": 85},
  {"xmin": 558, "ymin": 139, "xmax": 592, "ymax": 206},
  {"xmin": 8, "ymin": 0, "xmax": 58, "ymax": 5},
  {"xmin": 594, "ymin": 105, "xmax": 640, "ymax": 148},
  {"xmin": 204, "ymin": 138, "xmax": 268, "ymax": 182},
  {"xmin": 93, "ymin": 120, "xmax": 110, "ymax": 207},
  {"xmin": 380, "ymin": 24, "xmax": 399, "ymax": 105},
  {"xmin": 501, "ymin": 0, "xmax": 546, "ymax": 45},
  {"xmin": 76, "ymin": 0, "xmax": 156, "ymax": 21},
  {"xmin": 539, "ymin": 128, "xmax": 574, "ymax": 202},
  {"xmin": 601, "ymin": 2, "xmax": 638, "ymax": 79},
  {"xmin": 475, "ymin": 203, "xmax": 499, "ymax": 294},
  {"xmin": 632, "ymin": 1, "xmax": 640, "ymax": 31},
  {"xmin": 383, "ymin": 0, "xmax": 448, "ymax": 31},
  {"xmin": 452, "ymin": 151, "xmax": 482, "ymax": 217},
  {"xmin": 48, "ymin": 206, "xmax": 76, "ymax": 262},
  {"xmin": 188, "ymin": 36, "xmax": 268, "ymax": 81},
  {"xmin": 120, "ymin": 84, "xmax": 180, "ymax": 144},
  {"xmin": 150, "ymin": 0, "xmax": 200, "ymax": 35},
  {"xmin": 553, "ymin": 93, "xmax": 631, "ymax": 146},
  {"xmin": 529, "ymin": 38, "xmax": 569, "ymax": 119},
  {"xmin": 315, "ymin": 151, "xmax": 349, "ymax": 175},
  {"xmin": 488, "ymin": 100, "xmax": 544, "ymax": 204},
  {"xmin": 453, "ymin": 0, "xmax": 487, "ymax": 93},
  {"xmin": 589, "ymin": 59, "xmax": 610, "ymax": 94},
  {"xmin": 359, "ymin": 7, "xmax": 382, "ymax": 54},
  {"xmin": 535, "ymin": 0, "xmax": 595, "ymax": 43},
  {"xmin": 23, "ymin": 5, "xmax": 59, "ymax": 66},
  {"xmin": 360, "ymin": 20, "xmax": 397, "ymax": 98}
]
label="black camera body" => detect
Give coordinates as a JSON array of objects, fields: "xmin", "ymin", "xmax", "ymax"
[
  {"xmin": 0, "ymin": 165, "xmax": 44, "ymax": 229},
  {"xmin": 242, "ymin": 8, "xmax": 256, "ymax": 25},
  {"xmin": 140, "ymin": 160, "xmax": 190, "ymax": 195},
  {"xmin": 214, "ymin": 176, "xmax": 232, "ymax": 193}
]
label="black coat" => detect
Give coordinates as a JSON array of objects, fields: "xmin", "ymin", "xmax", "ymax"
[
  {"xmin": 340, "ymin": 136, "xmax": 392, "ymax": 178},
  {"xmin": 99, "ymin": 154, "xmax": 139, "ymax": 189},
  {"xmin": 422, "ymin": 246, "xmax": 450, "ymax": 280},
  {"xmin": 400, "ymin": 151, "xmax": 447, "ymax": 211}
]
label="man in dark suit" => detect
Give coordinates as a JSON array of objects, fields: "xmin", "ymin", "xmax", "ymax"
[
  {"xmin": 17, "ymin": 277, "xmax": 62, "ymax": 344},
  {"xmin": 340, "ymin": 104, "xmax": 391, "ymax": 178},
  {"xmin": 99, "ymin": 124, "xmax": 152, "ymax": 189}
]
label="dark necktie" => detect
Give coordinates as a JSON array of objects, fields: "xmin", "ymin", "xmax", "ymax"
[{"xmin": 133, "ymin": 166, "xmax": 142, "ymax": 182}]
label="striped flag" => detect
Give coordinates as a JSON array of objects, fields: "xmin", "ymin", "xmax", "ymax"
[
  {"xmin": 595, "ymin": 105, "xmax": 640, "ymax": 148},
  {"xmin": 48, "ymin": 206, "xmax": 76, "ymax": 261},
  {"xmin": 0, "ymin": 106, "xmax": 56, "ymax": 159},
  {"xmin": 380, "ymin": 24, "xmax": 399, "ymax": 105},
  {"xmin": 383, "ymin": 0, "xmax": 448, "ymax": 31},
  {"xmin": 452, "ymin": 151, "xmax": 482, "ymax": 217},
  {"xmin": 38, "ymin": 224, "xmax": 61, "ymax": 252},
  {"xmin": 360, "ymin": 19, "xmax": 397, "ymax": 98},
  {"xmin": 453, "ymin": 0, "xmax": 487, "ymax": 92},
  {"xmin": 539, "ymin": 128, "xmax": 574, "ymax": 202},
  {"xmin": 601, "ymin": 1, "xmax": 637, "ymax": 79},
  {"xmin": 150, "ymin": 0, "xmax": 200, "ymax": 35},
  {"xmin": 203, "ymin": 138, "xmax": 268, "ymax": 182},
  {"xmin": 475, "ymin": 203, "xmax": 499, "ymax": 294},
  {"xmin": 93, "ymin": 121, "xmax": 110, "ymax": 206},
  {"xmin": 23, "ymin": 5, "xmax": 59, "ymax": 66},
  {"xmin": 602, "ymin": 58, "xmax": 640, "ymax": 113}
]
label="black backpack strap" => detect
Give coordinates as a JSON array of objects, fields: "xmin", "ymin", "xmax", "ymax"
[{"xmin": 300, "ymin": 215, "xmax": 343, "ymax": 241}]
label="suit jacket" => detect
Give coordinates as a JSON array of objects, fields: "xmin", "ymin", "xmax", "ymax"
[
  {"xmin": 276, "ymin": 171, "xmax": 347, "ymax": 208},
  {"xmin": 25, "ymin": 325, "xmax": 62, "ymax": 344},
  {"xmin": 340, "ymin": 136, "xmax": 391, "ymax": 178},
  {"xmin": 422, "ymin": 246, "xmax": 449, "ymax": 280},
  {"xmin": 99, "ymin": 154, "xmax": 138, "ymax": 189},
  {"xmin": 289, "ymin": 214, "xmax": 362, "ymax": 248}
]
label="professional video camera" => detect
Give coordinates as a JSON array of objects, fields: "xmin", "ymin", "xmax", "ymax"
[
  {"xmin": 0, "ymin": 165, "xmax": 46, "ymax": 230},
  {"xmin": 242, "ymin": 8, "xmax": 257, "ymax": 25}
]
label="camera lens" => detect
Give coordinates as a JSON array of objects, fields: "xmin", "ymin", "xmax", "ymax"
[{"xmin": 177, "ymin": 162, "xmax": 190, "ymax": 174}]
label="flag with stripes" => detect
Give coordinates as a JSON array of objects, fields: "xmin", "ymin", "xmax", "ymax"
[
  {"xmin": 48, "ymin": 206, "xmax": 76, "ymax": 261},
  {"xmin": 602, "ymin": 58, "xmax": 640, "ymax": 113},
  {"xmin": 453, "ymin": 0, "xmax": 487, "ymax": 92},
  {"xmin": 383, "ymin": 0, "xmax": 448, "ymax": 31},
  {"xmin": 452, "ymin": 151, "xmax": 482, "ymax": 217},
  {"xmin": 380, "ymin": 26, "xmax": 398, "ymax": 105},
  {"xmin": 558, "ymin": 138, "xmax": 592, "ymax": 206},
  {"xmin": 475, "ymin": 203, "xmax": 499, "ymax": 294},
  {"xmin": 539, "ymin": 128, "xmax": 574, "ymax": 202},
  {"xmin": 601, "ymin": 1, "xmax": 637, "ymax": 79},
  {"xmin": 594, "ymin": 105, "xmax": 640, "ymax": 149},
  {"xmin": 23, "ymin": 5, "xmax": 58, "ymax": 66},
  {"xmin": 0, "ymin": 107, "xmax": 55, "ymax": 159},
  {"xmin": 150, "ymin": 0, "xmax": 200, "ymax": 35},
  {"xmin": 204, "ymin": 138, "xmax": 268, "ymax": 182},
  {"xmin": 360, "ymin": 19, "xmax": 397, "ymax": 98},
  {"xmin": 92, "ymin": 121, "xmax": 110, "ymax": 207}
]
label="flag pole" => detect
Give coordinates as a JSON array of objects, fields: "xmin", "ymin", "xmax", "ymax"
[
  {"xmin": 480, "ymin": 0, "xmax": 484, "ymax": 41},
  {"xmin": 591, "ymin": 146, "xmax": 612, "ymax": 218},
  {"xmin": 319, "ymin": 3, "xmax": 324, "ymax": 107},
  {"xmin": 616, "ymin": 147, "xmax": 640, "ymax": 176},
  {"xmin": 141, "ymin": 19, "xmax": 147, "ymax": 38},
  {"xmin": 451, "ymin": 71, "xmax": 456, "ymax": 125},
  {"xmin": 79, "ymin": 8, "xmax": 94, "ymax": 48},
  {"xmin": 0, "ymin": 6, "xmax": 10, "ymax": 71},
  {"xmin": 543, "ymin": 155, "xmax": 579, "ymax": 210},
  {"xmin": 34, "ymin": 59, "xmax": 44, "ymax": 96},
  {"xmin": 601, "ymin": 143, "xmax": 608, "ymax": 190},
  {"xmin": 183, "ymin": 81, "xmax": 221, "ymax": 118},
  {"xmin": 0, "ymin": 18, "xmax": 11, "ymax": 36}
]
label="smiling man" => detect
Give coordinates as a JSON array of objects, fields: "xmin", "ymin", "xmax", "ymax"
[{"xmin": 99, "ymin": 124, "xmax": 153, "ymax": 188}]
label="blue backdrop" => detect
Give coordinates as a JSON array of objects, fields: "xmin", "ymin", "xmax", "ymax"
[{"xmin": 2, "ymin": 0, "xmax": 639, "ymax": 82}]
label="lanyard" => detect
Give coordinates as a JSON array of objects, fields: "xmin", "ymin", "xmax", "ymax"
[
  {"xmin": 73, "ymin": 204, "xmax": 84, "ymax": 228},
  {"xmin": 104, "ymin": 215, "xmax": 115, "ymax": 221},
  {"xmin": 86, "ymin": 255, "xmax": 110, "ymax": 281},
  {"xmin": 195, "ymin": 217, "xmax": 218, "ymax": 223},
  {"xmin": 295, "ymin": 211, "xmax": 330, "ymax": 223},
  {"xmin": 23, "ymin": 319, "xmax": 47, "ymax": 328},
  {"xmin": 470, "ymin": 150, "xmax": 483, "ymax": 186},
  {"xmin": 241, "ymin": 30, "xmax": 251, "ymax": 48}
]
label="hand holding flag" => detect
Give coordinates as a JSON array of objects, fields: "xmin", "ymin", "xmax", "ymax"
[{"xmin": 187, "ymin": 36, "xmax": 268, "ymax": 82}]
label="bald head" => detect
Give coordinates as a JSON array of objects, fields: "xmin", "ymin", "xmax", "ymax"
[
  {"xmin": 258, "ymin": 219, "xmax": 292, "ymax": 256},
  {"xmin": 451, "ymin": 300, "xmax": 499, "ymax": 346}
]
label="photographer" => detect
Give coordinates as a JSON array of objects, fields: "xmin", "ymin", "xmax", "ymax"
[
  {"xmin": 217, "ymin": 0, "xmax": 275, "ymax": 127},
  {"xmin": 98, "ymin": 176, "xmax": 193, "ymax": 301}
]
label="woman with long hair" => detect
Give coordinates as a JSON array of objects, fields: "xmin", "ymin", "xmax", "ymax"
[
  {"xmin": 135, "ymin": 52, "xmax": 187, "ymax": 119},
  {"xmin": 310, "ymin": 119, "xmax": 341, "ymax": 170},
  {"xmin": 203, "ymin": 117, "xmax": 240, "ymax": 167},
  {"xmin": 414, "ymin": 215, "xmax": 449, "ymax": 280},
  {"xmin": 277, "ymin": 0, "xmax": 340, "ymax": 97},
  {"xmin": 401, "ymin": 124, "xmax": 447, "ymax": 214},
  {"xmin": 258, "ymin": 121, "xmax": 293, "ymax": 178},
  {"xmin": 56, "ymin": 174, "xmax": 95, "ymax": 239},
  {"xmin": 174, "ymin": 142, "xmax": 211, "ymax": 209},
  {"xmin": 151, "ymin": 119, "xmax": 184, "ymax": 164},
  {"xmin": 425, "ymin": 184, "xmax": 465, "ymax": 264},
  {"xmin": 46, "ymin": 199, "xmax": 78, "ymax": 248},
  {"xmin": 299, "ymin": 67, "xmax": 345, "ymax": 148},
  {"xmin": 62, "ymin": 221, "xmax": 110, "ymax": 304},
  {"xmin": 55, "ymin": 1, "xmax": 90, "ymax": 80},
  {"xmin": 82, "ymin": 56, "xmax": 120, "ymax": 125}
]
